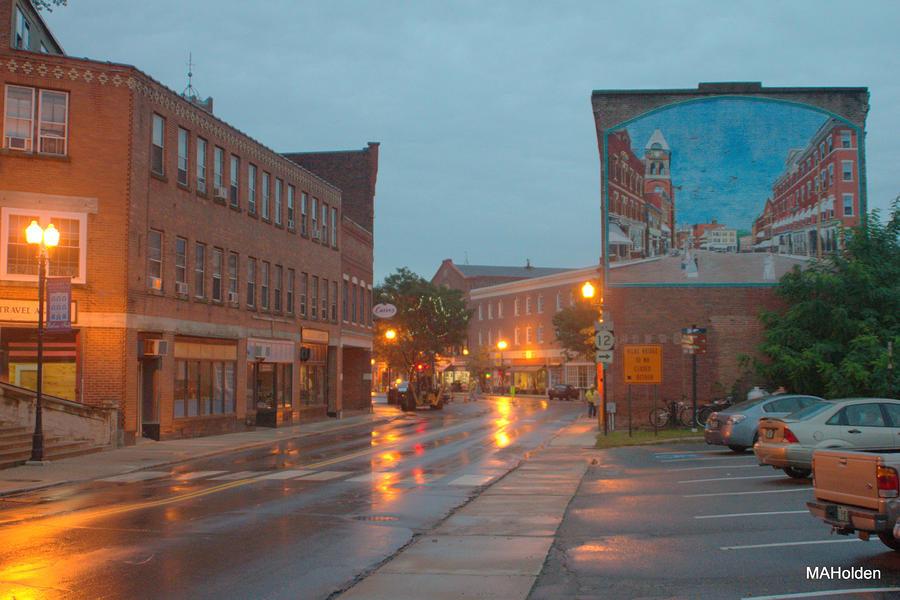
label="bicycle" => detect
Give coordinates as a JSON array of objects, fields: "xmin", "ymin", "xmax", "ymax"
[
  {"xmin": 648, "ymin": 398, "xmax": 693, "ymax": 428},
  {"xmin": 694, "ymin": 397, "xmax": 733, "ymax": 427}
]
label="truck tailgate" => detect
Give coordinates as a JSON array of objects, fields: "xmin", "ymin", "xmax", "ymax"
[{"xmin": 813, "ymin": 449, "xmax": 882, "ymax": 510}]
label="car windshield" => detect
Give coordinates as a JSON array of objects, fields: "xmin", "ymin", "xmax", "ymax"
[
  {"xmin": 724, "ymin": 397, "xmax": 768, "ymax": 412},
  {"xmin": 785, "ymin": 401, "xmax": 832, "ymax": 420}
]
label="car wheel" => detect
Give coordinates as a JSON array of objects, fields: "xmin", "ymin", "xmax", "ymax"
[
  {"xmin": 728, "ymin": 445, "xmax": 746, "ymax": 453},
  {"xmin": 782, "ymin": 466, "xmax": 811, "ymax": 479},
  {"xmin": 877, "ymin": 532, "xmax": 900, "ymax": 551}
]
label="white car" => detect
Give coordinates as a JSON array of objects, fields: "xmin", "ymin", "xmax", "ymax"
[{"xmin": 754, "ymin": 398, "xmax": 900, "ymax": 478}]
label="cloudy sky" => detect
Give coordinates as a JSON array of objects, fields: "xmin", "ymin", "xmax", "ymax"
[{"xmin": 42, "ymin": 0, "xmax": 900, "ymax": 283}]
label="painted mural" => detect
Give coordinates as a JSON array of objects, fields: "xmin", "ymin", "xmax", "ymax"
[{"xmin": 604, "ymin": 98, "xmax": 863, "ymax": 285}]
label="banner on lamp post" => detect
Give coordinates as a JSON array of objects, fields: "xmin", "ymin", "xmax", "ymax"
[{"xmin": 46, "ymin": 277, "xmax": 72, "ymax": 333}]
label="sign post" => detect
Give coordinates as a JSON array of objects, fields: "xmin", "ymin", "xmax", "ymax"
[
  {"xmin": 593, "ymin": 311, "xmax": 613, "ymax": 433},
  {"xmin": 622, "ymin": 344, "xmax": 662, "ymax": 437},
  {"xmin": 681, "ymin": 326, "xmax": 708, "ymax": 430}
]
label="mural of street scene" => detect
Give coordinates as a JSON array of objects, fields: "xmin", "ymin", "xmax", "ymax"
[{"xmin": 604, "ymin": 98, "xmax": 863, "ymax": 284}]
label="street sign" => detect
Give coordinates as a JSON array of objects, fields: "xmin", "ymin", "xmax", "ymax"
[
  {"xmin": 622, "ymin": 344, "xmax": 662, "ymax": 384},
  {"xmin": 595, "ymin": 349, "xmax": 614, "ymax": 363},
  {"xmin": 680, "ymin": 327, "xmax": 708, "ymax": 354},
  {"xmin": 594, "ymin": 330, "xmax": 614, "ymax": 351}
]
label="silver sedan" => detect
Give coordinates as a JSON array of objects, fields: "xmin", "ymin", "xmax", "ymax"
[
  {"xmin": 704, "ymin": 393, "xmax": 824, "ymax": 453},
  {"xmin": 754, "ymin": 397, "xmax": 900, "ymax": 478}
]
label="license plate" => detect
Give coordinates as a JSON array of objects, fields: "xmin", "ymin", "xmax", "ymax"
[
  {"xmin": 765, "ymin": 429, "xmax": 774, "ymax": 439},
  {"xmin": 836, "ymin": 505, "xmax": 849, "ymax": 523}
]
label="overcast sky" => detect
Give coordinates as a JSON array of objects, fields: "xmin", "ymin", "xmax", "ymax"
[{"xmin": 42, "ymin": 1, "xmax": 900, "ymax": 283}]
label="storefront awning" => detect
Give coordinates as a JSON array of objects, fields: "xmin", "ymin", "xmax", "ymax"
[
  {"xmin": 442, "ymin": 364, "xmax": 465, "ymax": 372},
  {"xmin": 508, "ymin": 364, "xmax": 544, "ymax": 373},
  {"xmin": 607, "ymin": 223, "xmax": 632, "ymax": 246}
]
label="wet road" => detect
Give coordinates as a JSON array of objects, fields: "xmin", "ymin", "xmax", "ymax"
[{"xmin": 0, "ymin": 396, "xmax": 580, "ymax": 600}]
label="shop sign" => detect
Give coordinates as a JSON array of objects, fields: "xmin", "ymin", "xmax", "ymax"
[
  {"xmin": 373, "ymin": 303, "xmax": 397, "ymax": 318},
  {"xmin": 0, "ymin": 298, "xmax": 77, "ymax": 324}
]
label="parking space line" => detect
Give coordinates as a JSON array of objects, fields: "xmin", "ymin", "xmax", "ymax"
[
  {"xmin": 659, "ymin": 455, "xmax": 758, "ymax": 462},
  {"xmin": 670, "ymin": 464, "xmax": 761, "ymax": 472},
  {"xmin": 695, "ymin": 510, "xmax": 808, "ymax": 519},
  {"xmin": 679, "ymin": 474, "xmax": 785, "ymax": 484},
  {"xmin": 722, "ymin": 538, "xmax": 861, "ymax": 550},
  {"xmin": 742, "ymin": 588, "xmax": 900, "ymax": 600},
  {"xmin": 685, "ymin": 487, "xmax": 812, "ymax": 498},
  {"xmin": 653, "ymin": 449, "xmax": 727, "ymax": 456}
]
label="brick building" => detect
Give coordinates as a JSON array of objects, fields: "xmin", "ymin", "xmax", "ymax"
[{"xmin": 0, "ymin": 2, "xmax": 374, "ymax": 444}]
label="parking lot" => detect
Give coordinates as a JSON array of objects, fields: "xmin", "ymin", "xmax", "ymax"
[{"xmin": 530, "ymin": 441, "xmax": 900, "ymax": 600}]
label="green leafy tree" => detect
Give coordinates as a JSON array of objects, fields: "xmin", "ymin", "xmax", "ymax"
[
  {"xmin": 373, "ymin": 267, "xmax": 471, "ymax": 377},
  {"xmin": 31, "ymin": 0, "xmax": 67, "ymax": 11},
  {"xmin": 753, "ymin": 197, "xmax": 900, "ymax": 398},
  {"xmin": 552, "ymin": 299, "xmax": 599, "ymax": 360}
]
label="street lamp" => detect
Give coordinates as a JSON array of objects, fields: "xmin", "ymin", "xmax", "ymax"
[
  {"xmin": 497, "ymin": 340, "xmax": 507, "ymax": 392},
  {"xmin": 25, "ymin": 220, "xmax": 59, "ymax": 464},
  {"xmin": 582, "ymin": 280, "xmax": 609, "ymax": 433}
]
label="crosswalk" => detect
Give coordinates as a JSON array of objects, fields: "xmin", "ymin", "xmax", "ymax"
[{"xmin": 98, "ymin": 468, "xmax": 499, "ymax": 487}]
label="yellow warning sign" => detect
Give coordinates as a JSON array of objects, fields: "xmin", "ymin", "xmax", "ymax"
[{"xmin": 622, "ymin": 345, "xmax": 662, "ymax": 384}]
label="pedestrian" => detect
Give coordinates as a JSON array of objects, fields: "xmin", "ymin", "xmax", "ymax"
[{"xmin": 586, "ymin": 386, "xmax": 597, "ymax": 417}]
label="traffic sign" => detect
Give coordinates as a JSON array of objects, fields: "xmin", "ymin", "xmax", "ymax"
[
  {"xmin": 594, "ymin": 330, "xmax": 614, "ymax": 351},
  {"xmin": 595, "ymin": 349, "xmax": 614, "ymax": 363},
  {"xmin": 622, "ymin": 344, "xmax": 662, "ymax": 384}
]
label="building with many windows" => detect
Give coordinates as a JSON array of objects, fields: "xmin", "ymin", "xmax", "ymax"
[{"xmin": 0, "ymin": 2, "xmax": 374, "ymax": 444}]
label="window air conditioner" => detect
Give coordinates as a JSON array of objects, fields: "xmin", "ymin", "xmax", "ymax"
[
  {"xmin": 227, "ymin": 291, "xmax": 239, "ymax": 304},
  {"xmin": 253, "ymin": 345, "xmax": 270, "ymax": 361},
  {"xmin": 149, "ymin": 276, "xmax": 163, "ymax": 291},
  {"xmin": 6, "ymin": 136, "xmax": 31, "ymax": 151},
  {"xmin": 214, "ymin": 186, "xmax": 228, "ymax": 199},
  {"xmin": 141, "ymin": 339, "xmax": 169, "ymax": 357},
  {"xmin": 175, "ymin": 281, "xmax": 188, "ymax": 295},
  {"xmin": 311, "ymin": 229, "xmax": 321, "ymax": 240}
]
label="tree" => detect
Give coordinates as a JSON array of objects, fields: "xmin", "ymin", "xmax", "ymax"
[
  {"xmin": 31, "ymin": 0, "xmax": 67, "ymax": 11},
  {"xmin": 373, "ymin": 267, "xmax": 471, "ymax": 377},
  {"xmin": 552, "ymin": 299, "xmax": 599, "ymax": 360},
  {"xmin": 753, "ymin": 197, "xmax": 900, "ymax": 398}
]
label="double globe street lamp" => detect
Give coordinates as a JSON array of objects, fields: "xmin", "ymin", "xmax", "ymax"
[{"xmin": 25, "ymin": 220, "xmax": 59, "ymax": 464}]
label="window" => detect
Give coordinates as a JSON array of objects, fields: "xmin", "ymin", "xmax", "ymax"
[
  {"xmin": 322, "ymin": 278, "xmax": 328, "ymax": 320},
  {"xmin": 526, "ymin": 297, "xmax": 532, "ymax": 314},
  {"xmin": 194, "ymin": 243, "xmax": 205, "ymax": 298},
  {"xmin": 351, "ymin": 283, "xmax": 358, "ymax": 323},
  {"xmin": 311, "ymin": 276, "xmax": 319, "ymax": 319},
  {"xmin": 556, "ymin": 293, "xmax": 562, "ymax": 311},
  {"xmin": 537, "ymin": 326, "xmax": 544, "ymax": 343},
  {"xmin": 37, "ymin": 90, "xmax": 67, "ymax": 155},
  {"xmin": 331, "ymin": 281, "xmax": 338, "ymax": 321},
  {"xmin": 478, "ymin": 304, "xmax": 483, "ymax": 320},
  {"xmin": 841, "ymin": 130, "xmax": 851, "ymax": 148},
  {"xmin": 274, "ymin": 179, "xmax": 283, "ymax": 226},
  {"xmin": 343, "ymin": 280, "xmax": 349, "ymax": 321},
  {"xmin": 151, "ymin": 114, "xmax": 165, "ymax": 175},
  {"xmin": 488, "ymin": 303, "xmax": 493, "ymax": 320},
  {"xmin": 514, "ymin": 328, "xmax": 520, "ymax": 344},
  {"xmin": 301, "ymin": 193, "xmax": 308, "ymax": 235},
  {"xmin": 148, "ymin": 230, "xmax": 162, "ymax": 289},
  {"xmin": 213, "ymin": 147, "xmax": 224, "ymax": 195},
  {"xmin": 331, "ymin": 207, "xmax": 338, "ymax": 246},
  {"xmin": 229, "ymin": 156, "xmax": 239, "ymax": 208},
  {"xmin": 1, "ymin": 208, "xmax": 87, "ymax": 283},
  {"xmin": 177, "ymin": 128, "xmax": 189, "ymax": 186},
  {"xmin": 228, "ymin": 252, "xmax": 238, "ymax": 302},
  {"xmin": 311, "ymin": 197, "xmax": 319, "ymax": 236},
  {"xmin": 196, "ymin": 138, "xmax": 207, "ymax": 194},
  {"xmin": 478, "ymin": 331, "xmax": 483, "ymax": 346},
  {"xmin": 286, "ymin": 269, "xmax": 295, "ymax": 314},
  {"xmin": 526, "ymin": 327, "xmax": 533, "ymax": 344},
  {"xmin": 514, "ymin": 298, "xmax": 520, "ymax": 315},
  {"xmin": 497, "ymin": 300, "xmax": 503, "ymax": 318},
  {"xmin": 300, "ymin": 272, "xmax": 308, "ymax": 317},
  {"xmin": 4, "ymin": 86, "xmax": 34, "ymax": 151},
  {"xmin": 175, "ymin": 237, "xmax": 187, "ymax": 291},
  {"xmin": 248, "ymin": 164, "xmax": 257, "ymax": 214},
  {"xmin": 273, "ymin": 265, "xmax": 282, "ymax": 312},
  {"xmin": 211, "ymin": 248, "xmax": 223, "ymax": 302},
  {"xmin": 14, "ymin": 7, "xmax": 29, "ymax": 49},
  {"xmin": 537, "ymin": 295, "xmax": 544, "ymax": 313},
  {"xmin": 842, "ymin": 160, "xmax": 853, "ymax": 182},
  {"xmin": 828, "ymin": 164, "xmax": 834, "ymax": 187},
  {"xmin": 174, "ymin": 359, "xmax": 236, "ymax": 418},
  {"xmin": 246, "ymin": 258, "xmax": 256, "ymax": 307},
  {"xmin": 261, "ymin": 173, "xmax": 270, "ymax": 220},
  {"xmin": 287, "ymin": 186, "xmax": 295, "ymax": 230},
  {"xmin": 843, "ymin": 193, "xmax": 854, "ymax": 217},
  {"xmin": 260, "ymin": 261, "xmax": 270, "ymax": 309},
  {"xmin": 321, "ymin": 202, "xmax": 328, "ymax": 243}
]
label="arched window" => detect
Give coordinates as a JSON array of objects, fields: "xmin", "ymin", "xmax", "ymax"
[
  {"xmin": 659, "ymin": 164, "xmax": 665, "ymax": 175},
  {"xmin": 649, "ymin": 163, "xmax": 656, "ymax": 175}
]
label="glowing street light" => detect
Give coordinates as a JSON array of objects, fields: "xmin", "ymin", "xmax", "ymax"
[
  {"xmin": 581, "ymin": 281, "xmax": 595, "ymax": 299},
  {"xmin": 25, "ymin": 221, "xmax": 59, "ymax": 464},
  {"xmin": 385, "ymin": 329, "xmax": 396, "ymax": 340}
]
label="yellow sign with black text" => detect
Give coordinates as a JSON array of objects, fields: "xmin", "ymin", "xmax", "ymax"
[{"xmin": 622, "ymin": 344, "xmax": 662, "ymax": 384}]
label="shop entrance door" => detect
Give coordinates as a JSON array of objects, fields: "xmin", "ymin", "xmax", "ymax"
[
  {"xmin": 255, "ymin": 362, "xmax": 277, "ymax": 427},
  {"xmin": 140, "ymin": 358, "xmax": 160, "ymax": 440}
]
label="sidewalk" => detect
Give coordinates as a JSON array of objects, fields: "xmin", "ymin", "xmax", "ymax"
[
  {"xmin": 0, "ymin": 411, "xmax": 394, "ymax": 497},
  {"xmin": 337, "ymin": 420, "xmax": 599, "ymax": 600}
]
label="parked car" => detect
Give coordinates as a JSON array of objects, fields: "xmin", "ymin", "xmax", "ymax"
[
  {"xmin": 754, "ymin": 397, "xmax": 900, "ymax": 478},
  {"xmin": 387, "ymin": 381, "xmax": 409, "ymax": 405},
  {"xmin": 704, "ymin": 393, "xmax": 824, "ymax": 452},
  {"xmin": 548, "ymin": 384, "xmax": 579, "ymax": 400}
]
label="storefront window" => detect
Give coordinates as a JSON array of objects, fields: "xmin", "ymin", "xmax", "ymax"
[
  {"xmin": 174, "ymin": 360, "xmax": 186, "ymax": 418},
  {"xmin": 174, "ymin": 358, "xmax": 236, "ymax": 419}
]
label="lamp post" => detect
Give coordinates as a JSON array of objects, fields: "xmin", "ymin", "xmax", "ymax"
[
  {"xmin": 497, "ymin": 340, "xmax": 507, "ymax": 393},
  {"xmin": 582, "ymin": 281, "xmax": 609, "ymax": 433},
  {"xmin": 25, "ymin": 220, "xmax": 59, "ymax": 464}
]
